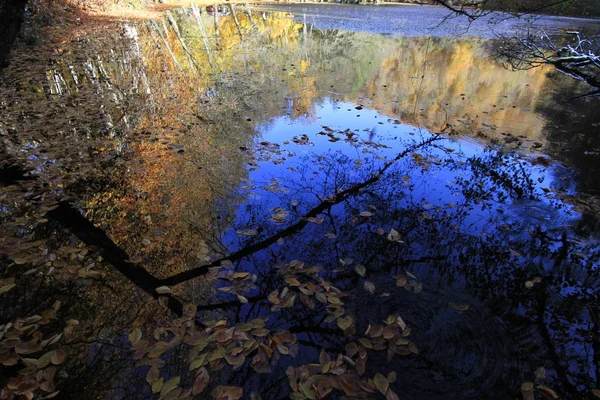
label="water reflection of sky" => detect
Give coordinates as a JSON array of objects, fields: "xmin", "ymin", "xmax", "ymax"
[{"xmin": 222, "ymin": 99, "xmax": 580, "ymax": 254}]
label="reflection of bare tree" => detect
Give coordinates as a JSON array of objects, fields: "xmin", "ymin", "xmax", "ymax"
[{"xmin": 495, "ymin": 31, "xmax": 600, "ymax": 99}]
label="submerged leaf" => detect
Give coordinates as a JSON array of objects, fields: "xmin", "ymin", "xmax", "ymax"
[
  {"xmin": 387, "ymin": 229, "xmax": 403, "ymax": 243},
  {"xmin": 363, "ymin": 281, "xmax": 375, "ymax": 294},
  {"xmin": 449, "ymin": 302, "xmax": 469, "ymax": 312},
  {"xmin": 355, "ymin": 265, "xmax": 366, "ymax": 277}
]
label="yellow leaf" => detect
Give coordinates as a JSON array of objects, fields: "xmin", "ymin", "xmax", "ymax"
[
  {"xmin": 373, "ymin": 373, "xmax": 389, "ymax": 395},
  {"xmin": 129, "ymin": 328, "xmax": 142, "ymax": 345}
]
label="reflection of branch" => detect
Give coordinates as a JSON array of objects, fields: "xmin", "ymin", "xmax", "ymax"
[
  {"xmin": 432, "ymin": 0, "xmax": 577, "ymax": 20},
  {"xmin": 495, "ymin": 31, "xmax": 600, "ymax": 97},
  {"xmin": 535, "ymin": 284, "xmax": 579, "ymax": 396},
  {"xmin": 159, "ymin": 135, "xmax": 442, "ymax": 287}
]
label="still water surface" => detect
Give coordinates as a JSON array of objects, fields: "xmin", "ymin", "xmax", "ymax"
[{"xmin": 1, "ymin": 3, "xmax": 600, "ymax": 399}]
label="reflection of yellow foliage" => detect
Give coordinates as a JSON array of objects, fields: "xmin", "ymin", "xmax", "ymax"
[
  {"xmin": 358, "ymin": 37, "xmax": 553, "ymax": 141},
  {"xmin": 300, "ymin": 59, "xmax": 310, "ymax": 74}
]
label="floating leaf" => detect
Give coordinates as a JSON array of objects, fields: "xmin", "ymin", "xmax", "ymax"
[
  {"xmin": 356, "ymin": 357, "xmax": 365, "ymax": 376},
  {"xmin": 236, "ymin": 229, "xmax": 257, "ymax": 237},
  {"xmin": 151, "ymin": 377, "xmax": 164, "ymax": 394},
  {"xmin": 387, "ymin": 371, "xmax": 397, "ymax": 383},
  {"xmin": 160, "ymin": 376, "xmax": 180, "ymax": 398},
  {"xmin": 359, "ymin": 211, "xmax": 373, "ymax": 217},
  {"xmin": 51, "ymin": 349, "xmax": 66, "ymax": 365},
  {"xmin": 146, "ymin": 366, "xmax": 160, "ymax": 385},
  {"xmin": 38, "ymin": 351, "xmax": 54, "ymax": 369},
  {"xmin": 510, "ymin": 249, "xmax": 522, "ymax": 257},
  {"xmin": 156, "ymin": 286, "xmax": 172, "ymax": 294},
  {"xmin": 214, "ymin": 328, "xmax": 234, "ymax": 343},
  {"xmin": 0, "ymin": 283, "xmax": 16, "ymax": 295},
  {"xmin": 189, "ymin": 353, "xmax": 208, "ymax": 370},
  {"xmin": 193, "ymin": 368, "xmax": 210, "ymax": 395},
  {"xmin": 373, "ymin": 373, "xmax": 389, "ymax": 395},
  {"xmin": 337, "ymin": 315, "xmax": 353, "ymax": 331},
  {"xmin": 386, "ymin": 389, "xmax": 400, "ymax": 400},
  {"xmin": 213, "ymin": 386, "xmax": 243, "ymax": 400},
  {"xmin": 538, "ymin": 386, "xmax": 558, "ymax": 399},
  {"xmin": 449, "ymin": 302, "xmax": 469, "ymax": 312},
  {"xmin": 525, "ymin": 281, "xmax": 534, "ymax": 288},
  {"xmin": 286, "ymin": 277, "xmax": 301, "ymax": 287},
  {"xmin": 387, "ymin": 229, "xmax": 403, "ymax": 243},
  {"xmin": 521, "ymin": 382, "xmax": 534, "ymax": 392}
]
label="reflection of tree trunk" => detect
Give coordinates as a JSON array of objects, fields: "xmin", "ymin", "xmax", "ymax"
[
  {"xmin": 147, "ymin": 20, "xmax": 181, "ymax": 71},
  {"xmin": 213, "ymin": 5, "xmax": 220, "ymax": 51},
  {"xmin": 166, "ymin": 10, "xmax": 198, "ymax": 71},
  {"xmin": 191, "ymin": 4, "xmax": 214, "ymax": 72},
  {"xmin": 228, "ymin": 4, "xmax": 244, "ymax": 42},
  {"xmin": 47, "ymin": 202, "xmax": 189, "ymax": 318},
  {"xmin": 0, "ymin": 161, "xmax": 195, "ymax": 322},
  {"xmin": 0, "ymin": 0, "xmax": 28, "ymax": 69},
  {"xmin": 246, "ymin": 9, "xmax": 257, "ymax": 32}
]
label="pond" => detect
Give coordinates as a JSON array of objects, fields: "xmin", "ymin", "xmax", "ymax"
[{"xmin": 1, "ymin": 3, "xmax": 600, "ymax": 399}]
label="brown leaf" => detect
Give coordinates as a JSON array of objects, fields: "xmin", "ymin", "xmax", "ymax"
[
  {"xmin": 286, "ymin": 277, "xmax": 301, "ymax": 287},
  {"xmin": 214, "ymin": 328, "xmax": 235, "ymax": 343},
  {"xmin": 386, "ymin": 389, "xmax": 400, "ymax": 400},
  {"xmin": 382, "ymin": 327, "xmax": 394, "ymax": 340},
  {"xmin": 15, "ymin": 339, "xmax": 41, "ymax": 355},
  {"xmin": 50, "ymin": 349, "xmax": 66, "ymax": 365},
  {"xmin": 355, "ymin": 357, "xmax": 366, "ymax": 376},
  {"xmin": 363, "ymin": 281, "xmax": 375, "ymax": 294},
  {"xmin": 319, "ymin": 350, "xmax": 331, "ymax": 365},
  {"xmin": 538, "ymin": 385, "xmax": 558, "ymax": 399},
  {"xmin": 387, "ymin": 371, "xmax": 397, "ymax": 383},
  {"xmin": 213, "ymin": 385, "xmax": 243, "ymax": 400},
  {"xmin": 192, "ymin": 368, "xmax": 210, "ymax": 396}
]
